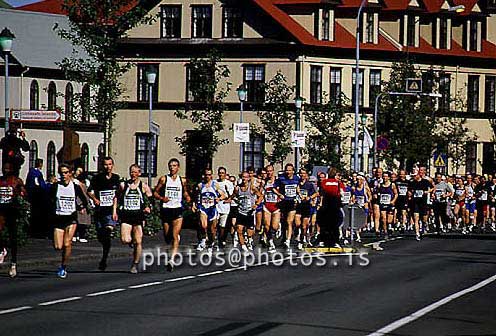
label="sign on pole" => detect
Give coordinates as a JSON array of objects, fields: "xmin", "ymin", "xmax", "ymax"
[
  {"xmin": 433, "ymin": 152, "xmax": 447, "ymax": 167},
  {"xmin": 291, "ymin": 131, "xmax": 306, "ymax": 148},
  {"xmin": 406, "ymin": 78, "xmax": 422, "ymax": 93},
  {"xmin": 234, "ymin": 123, "xmax": 250, "ymax": 143},
  {"xmin": 150, "ymin": 121, "xmax": 160, "ymax": 136},
  {"xmin": 10, "ymin": 110, "xmax": 61, "ymax": 122}
]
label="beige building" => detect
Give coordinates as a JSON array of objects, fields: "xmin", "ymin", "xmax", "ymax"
[{"xmin": 11, "ymin": 0, "xmax": 496, "ymax": 180}]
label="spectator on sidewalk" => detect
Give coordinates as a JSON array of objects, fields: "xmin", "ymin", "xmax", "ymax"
[
  {"xmin": 0, "ymin": 124, "xmax": 30, "ymax": 177},
  {"xmin": 26, "ymin": 159, "xmax": 49, "ymax": 238}
]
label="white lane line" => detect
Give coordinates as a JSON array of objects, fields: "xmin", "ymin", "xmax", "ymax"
[
  {"xmin": 197, "ymin": 271, "xmax": 224, "ymax": 277},
  {"xmin": 224, "ymin": 267, "xmax": 244, "ymax": 272},
  {"xmin": 128, "ymin": 281, "xmax": 163, "ymax": 289},
  {"xmin": 368, "ymin": 273, "xmax": 496, "ymax": 336},
  {"xmin": 87, "ymin": 288, "xmax": 126, "ymax": 297},
  {"xmin": 363, "ymin": 236, "xmax": 404, "ymax": 247},
  {"xmin": 39, "ymin": 297, "xmax": 82, "ymax": 306},
  {"xmin": 165, "ymin": 275, "xmax": 196, "ymax": 282},
  {"xmin": 0, "ymin": 306, "xmax": 32, "ymax": 315}
]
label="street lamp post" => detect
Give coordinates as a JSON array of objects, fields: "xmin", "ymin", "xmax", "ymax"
[
  {"xmin": 146, "ymin": 66, "xmax": 157, "ymax": 187},
  {"xmin": 354, "ymin": 0, "xmax": 368, "ymax": 172},
  {"xmin": 237, "ymin": 85, "xmax": 247, "ymax": 173},
  {"xmin": 0, "ymin": 27, "xmax": 15, "ymax": 134},
  {"xmin": 294, "ymin": 96, "xmax": 303, "ymax": 171},
  {"xmin": 361, "ymin": 114, "xmax": 367, "ymax": 172},
  {"xmin": 373, "ymin": 91, "xmax": 442, "ymax": 167}
]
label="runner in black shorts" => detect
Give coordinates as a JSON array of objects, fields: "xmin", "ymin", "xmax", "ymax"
[
  {"xmin": 394, "ymin": 170, "xmax": 409, "ymax": 231},
  {"xmin": 295, "ymin": 168, "xmax": 318, "ymax": 250},
  {"xmin": 408, "ymin": 167, "xmax": 433, "ymax": 241},
  {"xmin": 115, "ymin": 164, "xmax": 152, "ymax": 274}
]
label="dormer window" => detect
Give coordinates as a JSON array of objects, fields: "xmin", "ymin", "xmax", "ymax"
[
  {"xmin": 464, "ymin": 20, "xmax": 481, "ymax": 52},
  {"xmin": 191, "ymin": 5, "xmax": 212, "ymax": 38},
  {"xmin": 434, "ymin": 17, "xmax": 451, "ymax": 49},
  {"xmin": 402, "ymin": 14, "xmax": 419, "ymax": 47},
  {"xmin": 223, "ymin": 7, "xmax": 243, "ymax": 38},
  {"xmin": 364, "ymin": 12, "xmax": 378, "ymax": 44},
  {"xmin": 315, "ymin": 8, "xmax": 334, "ymax": 41}
]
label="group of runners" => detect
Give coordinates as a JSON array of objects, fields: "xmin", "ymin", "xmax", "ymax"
[{"xmin": 1, "ymin": 156, "xmax": 495, "ymax": 278}]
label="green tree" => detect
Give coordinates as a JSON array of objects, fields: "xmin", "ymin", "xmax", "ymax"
[
  {"xmin": 379, "ymin": 61, "xmax": 474, "ymax": 171},
  {"xmin": 55, "ymin": 0, "xmax": 154, "ymax": 155},
  {"xmin": 257, "ymin": 71, "xmax": 295, "ymax": 166},
  {"xmin": 303, "ymin": 93, "xmax": 350, "ymax": 170},
  {"xmin": 174, "ymin": 51, "xmax": 231, "ymax": 166}
]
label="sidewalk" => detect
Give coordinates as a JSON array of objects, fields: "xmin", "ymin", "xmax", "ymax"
[{"xmin": 0, "ymin": 229, "xmax": 198, "ymax": 270}]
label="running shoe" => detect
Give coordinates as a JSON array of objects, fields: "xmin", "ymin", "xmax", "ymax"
[
  {"xmin": 98, "ymin": 259, "xmax": 107, "ymax": 271},
  {"xmin": 283, "ymin": 239, "xmax": 291, "ymax": 249},
  {"xmin": 79, "ymin": 238, "xmax": 88, "ymax": 243},
  {"xmin": 415, "ymin": 234, "xmax": 421, "ymax": 241},
  {"xmin": 247, "ymin": 238, "xmax": 254, "ymax": 251},
  {"xmin": 0, "ymin": 248, "xmax": 7, "ymax": 264},
  {"xmin": 197, "ymin": 239, "xmax": 207, "ymax": 251},
  {"xmin": 297, "ymin": 242, "xmax": 303, "ymax": 251},
  {"xmin": 8, "ymin": 263, "xmax": 16, "ymax": 278},
  {"xmin": 72, "ymin": 237, "xmax": 77, "ymax": 242},
  {"xmin": 130, "ymin": 264, "xmax": 138, "ymax": 274},
  {"xmin": 275, "ymin": 227, "xmax": 282, "ymax": 239},
  {"xmin": 167, "ymin": 261, "xmax": 174, "ymax": 272},
  {"xmin": 332, "ymin": 243, "xmax": 341, "ymax": 249},
  {"xmin": 268, "ymin": 240, "xmax": 276, "ymax": 253},
  {"xmin": 57, "ymin": 266, "xmax": 67, "ymax": 279}
]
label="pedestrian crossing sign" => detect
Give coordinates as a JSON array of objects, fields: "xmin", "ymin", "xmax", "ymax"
[{"xmin": 433, "ymin": 153, "xmax": 447, "ymax": 167}]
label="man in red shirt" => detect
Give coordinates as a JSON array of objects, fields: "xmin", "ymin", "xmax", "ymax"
[{"xmin": 317, "ymin": 167, "xmax": 345, "ymax": 248}]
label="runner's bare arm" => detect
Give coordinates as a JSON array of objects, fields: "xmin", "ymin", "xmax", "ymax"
[{"xmin": 153, "ymin": 176, "xmax": 168, "ymax": 202}]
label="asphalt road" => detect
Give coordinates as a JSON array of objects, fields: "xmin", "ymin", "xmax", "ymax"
[{"xmin": 0, "ymin": 237, "xmax": 495, "ymax": 336}]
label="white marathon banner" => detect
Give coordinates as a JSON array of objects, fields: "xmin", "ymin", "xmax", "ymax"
[
  {"xmin": 291, "ymin": 131, "xmax": 306, "ymax": 148},
  {"xmin": 234, "ymin": 123, "xmax": 250, "ymax": 143}
]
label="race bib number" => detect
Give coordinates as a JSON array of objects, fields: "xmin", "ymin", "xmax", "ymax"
[
  {"xmin": 398, "ymin": 186, "xmax": 408, "ymax": 196},
  {"xmin": 481, "ymin": 191, "xmax": 488, "ymax": 201},
  {"xmin": 414, "ymin": 190, "xmax": 424, "ymax": 198},
  {"xmin": 435, "ymin": 190, "xmax": 444, "ymax": 200},
  {"xmin": 201, "ymin": 195, "xmax": 215, "ymax": 208},
  {"xmin": 265, "ymin": 192, "xmax": 278, "ymax": 203},
  {"xmin": 380, "ymin": 194, "xmax": 391, "ymax": 205},
  {"xmin": 300, "ymin": 189, "xmax": 308, "ymax": 198},
  {"xmin": 341, "ymin": 191, "xmax": 351, "ymax": 204},
  {"xmin": 99, "ymin": 190, "xmax": 115, "ymax": 207},
  {"xmin": 58, "ymin": 196, "xmax": 76, "ymax": 213},
  {"xmin": 124, "ymin": 195, "xmax": 141, "ymax": 211},
  {"xmin": 285, "ymin": 184, "xmax": 297, "ymax": 198},
  {"xmin": 455, "ymin": 189, "xmax": 464, "ymax": 196},
  {"xmin": 239, "ymin": 195, "xmax": 252, "ymax": 209},
  {"xmin": 166, "ymin": 186, "xmax": 181, "ymax": 201},
  {"xmin": 356, "ymin": 195, "xmax": 365, "ymax": 207},
  {"xmin": 0, "ymin": 187, "xmax": 13, "ymax": 204}
]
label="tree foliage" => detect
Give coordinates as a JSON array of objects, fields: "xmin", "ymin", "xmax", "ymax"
[
  {"xmin": 175, "ymin": 51, "xmax": 231, "ymax": 161},
  {"xmin": 55, "ymin": 0, "xmax": 154, "ymax": 154},
  {"xmin": 257, "ymin": 71, "xmax": 295, "ymax": 165},
  {"xmin": 304, "ymin": 93, "xmax": 350, "ymax": 170},
  {"xmin": 379, "ymin": 60, "xmax": 475, "ymax": 171}
]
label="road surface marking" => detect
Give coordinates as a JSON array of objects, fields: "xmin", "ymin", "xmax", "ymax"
[
  {"xmin": 0, "ymin": 306, "xmax": 32, "ymax": 315},
  {"xmin": 197, "ymin": 271, "xmax": 224, "ymax": 277},
  {"xmin": 364, "ymin": 236, "xmax": 403, "ymax": 250},
  {"xmin": 39, "ymin": 297, "xmax": 82, "ymax": 306},
  {"xmin": 165, "ymin": 275, "xmax": 196, "ymax": 282},
  {"xmin": 87, "ymin": 288, "xmax": 126, "ymax": 297},
  {"xmin": 368, "ymin": 273, "xmax": 496, "ymax": 336},
  {"xmin": 128, "ymin": 281, "xmax": 163, "ymax": 289}
]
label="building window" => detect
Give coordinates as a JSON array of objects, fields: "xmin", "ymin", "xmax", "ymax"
[
  {"xmin": 369, "ymin": 69, "xmax": 381, "ymax": 108},
  {"xmin": 161, "ymin": 5, "xmax": 181, "ymax": 38},
  {"xmin": 330, "ymin": 68, "xmax": 342, "ymax": 104},
  {"xmin": 439, "ymin": 18, "xmax": 448, "ymax": 49},
  {"xmin": 30, "ymin": 80, "xmax": 39, "ymax": 110},
  {"xmin": 82, "ymin": 84, "xmax": 90, "ymax": 122},
  {"xmin": 223, "ymin": 7, "xmax": 242, "ymax": 38},
  {"xmin": 97, "ymin": 143, "xmax": 105, "ymax": 171},
  {"xmin": 482, "ymin": 142, "xmax": 495, "ymax": 174},
  {"xmin": 135, "ymin": 133, "xmax": 158, "ymax": 177},
  {"xmin": 243, "ymin": 64, "xmax": 265, "ymax": 103},
  {"xmin": 29, "ymin": 140, "xmax": 38, "ymax": 169},
  {"xmin": 365, "ymin": 13, "xmax": 375, "ymax": 43},
  {"xmin": 47, "ymin": 141, "xmax": 56, "ymax": 178},
  {"xmin": 439, "ymin": 74, "xmax": 451, "ymax": 112},
  {"xmin": 406, "ymin": 15, "xmax": 416, "ymax": 47},
  {"xmin": 465, "ymin": 142, "xmax": 477, "ymax": 174},
  {"xmin": 352, "ymin": 69, "xmax": 364, "ymax": 107},
  {"xmin": 485, "ymin": 76, "xmax": 495, "ymax": 113},
  {"xmin": 469, "ymin": 20, "xmax": 479, "ymax": 52},
  {"xmin": 467, "ymin": 75, "xmax": 479, "ymax": 112},
  {"xmin": 322, "ymin": 9, "xmax": 330, "ymax": 41},
  {"xmin": 243, "ymin": 135, "xmax": 264, "ymax": 170},
  {"xmin": 191, "ymin": 5, "xmax": 212, "ymax": 38},
  {"xmin": 81, "ymin": 143, "xmax": 89, "ymax": 172},
  {"xmin": 185, "ymin": 65, "xmax": 214, "ymax": 102},
  {"xmin": 310, "ymin": 66, "xmax": 322, "ymax": 104},
  {"xmin": 65, "ymin": 83, "xmax": 73, "ymax": 121},
  {"xmin": 137, "ymin": 64, "xmax": 159, "ymax": 102},
  {"xmin": 48, "ymin": 81, "xmax": 57, "ymax": 110}
]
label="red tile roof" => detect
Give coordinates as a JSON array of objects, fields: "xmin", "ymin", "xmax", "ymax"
[{"xmin": 16, "ymin": 0, "xmax": 66, "ymax": 14}]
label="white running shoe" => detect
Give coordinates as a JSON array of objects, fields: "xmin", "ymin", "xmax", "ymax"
[
  {"xmin": 297, "ymin": 242, "xmax": 303, "ymax": 251},
  {"xmin": 79, "ymin": 238, "xmax": 88, "ymax": 243},
  {"xmin": 196, "ymin": 239, "xmax": 207, "ymax": 251},
  {"xmin": 283, "ymin": 239, "xmax": 291, "ymax": 249}
]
